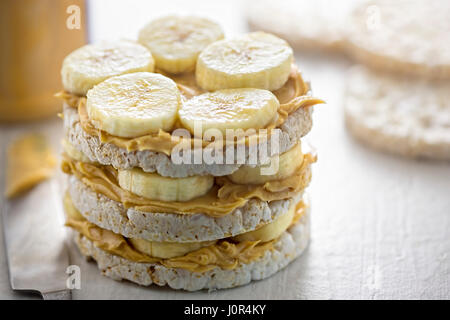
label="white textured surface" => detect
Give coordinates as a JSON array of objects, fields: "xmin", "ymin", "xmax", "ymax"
[{"xmin": 0, "ymin": 0, "xmax": 449, "ymax": 299}]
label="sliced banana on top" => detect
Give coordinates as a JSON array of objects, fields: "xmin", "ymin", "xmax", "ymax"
[
  {"xmin": 229, "ymin": 143, "xmax": 303, "ymax": 185},
  {"xmin": 179, "ymin": 88, "xmax": 279, "ymax": 136},
  {"xmin": 196, "ymin": 32, "xmax": 293, "ymax": 91},
  {"xmin": 61, "ymin": 41, "xmax": 154, "ymax": 96},
  {"xmin": 117, "ymin": 168, "xmax": 214, "ymax": 202},
  {"xmin": 232, "ymin": 200, "xmax": 295, "ymax": 242},
  {"xmin": 86, "ymin": 72, "xmax": 180, "ymax": 138},
  {"xmin": 129, "ymin": 238, "xmax": 216, "ymax": 259},
  {"xmin": 138, "ymin": 15, "xmax": 224, "ymax": 74}
]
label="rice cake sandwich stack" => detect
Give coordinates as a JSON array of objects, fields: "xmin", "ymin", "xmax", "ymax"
[{"xmin": 57, "ymin": 15, "xmax": 324, "ymax": 291}]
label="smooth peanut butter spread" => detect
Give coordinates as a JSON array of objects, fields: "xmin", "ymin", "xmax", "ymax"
[
  {"xmin": 64, "ymin": 193, "xmax": 307, "ymax": 273},
  {"xmin": 56, "ymin": 66, "xmax": 324, "ymax": 156},
  {"xmin": 5, "ymin": 134, "xmax": 56, "ymax": 198},
  {"xmin": 61, "ymin": 153, "xmax": 315, "ymax": 217}
]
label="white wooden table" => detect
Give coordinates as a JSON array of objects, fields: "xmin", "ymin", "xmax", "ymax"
[{"xmin": 0, "ymin": 0, "xmax": 448, "ymax": 299}]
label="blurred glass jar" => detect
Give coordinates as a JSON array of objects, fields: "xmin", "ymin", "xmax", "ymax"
[{"xmin": 0, "ymin": 0, "xmax": 87, "ymax": 122}]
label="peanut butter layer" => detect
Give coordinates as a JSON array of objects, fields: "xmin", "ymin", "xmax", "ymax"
[
  {"xmin": 5, "ymin": 134, "xmax": 56, "ymax": 198},
  {"xmin": 61, "ymin": 153, "xmax": 315, "ymax": 217},
  {"xmin": 64, "ymin": 193, "xmax": 307, "ymax": 273},
  {"xmin": 56, "ymin": 66, "xmax": 324, "ymax": 156}
]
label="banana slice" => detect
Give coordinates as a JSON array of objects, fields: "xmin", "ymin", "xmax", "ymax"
[
  {"xmin": 129, "ymin": 238, "xmax": 216, "ymax": 259},
  {"xmin": 63, "ymin": 192, "xmax": 84, "ymax": 220},
  {"xmin": 232, "ymin": 200, "xmax": 295, "ymax": 242},
  {"xmin": 179, "ymin": 88, "xmax": 279, "ymax": 136},
  {"xmin": 196, "ymin": 32, "xmax": 293, "ymax": 91},
  {"xmin": 61, "ymin": 41, "xmax": 154, "ymax": 96},
  {"xmin": 117, "ymin": 168, "xmax": 214, "ymax": 202},
  {"xmin": 229, "ymin": 143, "xmax": 303, "ymax": 185},
  {"xmin": 62, "ymin": 139, "xmax": 92, "ymax": 163},
  {"xmin": 86, "ymin": 72, "xmax": 180, "ymax": 138},
  {"xmin": 138, "ymin": 15, "xmax": 224, "ymax": 74}
]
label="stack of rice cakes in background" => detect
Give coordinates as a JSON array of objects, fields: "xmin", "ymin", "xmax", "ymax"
[
  {"xmin": 344, "ymin": 0, "xmax": 450, "ymax": 159},
  {"xmin": 248, "ymin": 0, "xmax": 450, "ymax": 160},
  {"xmin": 58, "ymin": 15, "xmax": 323, "ymax": 291}
]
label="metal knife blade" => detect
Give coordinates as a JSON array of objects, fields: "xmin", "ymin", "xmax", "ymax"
[{"xmin": 1, "ymin": 159, "xmax": 71, "ymax": 299}]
